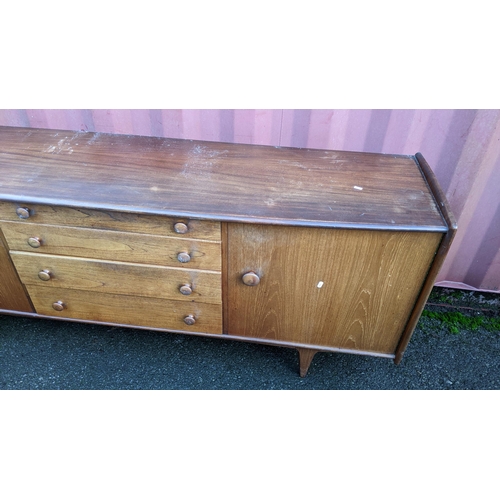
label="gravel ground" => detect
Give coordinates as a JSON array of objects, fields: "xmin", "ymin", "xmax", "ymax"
[{"xmin": 1, "ymin": 287, "xmax": 499, "ymax": 390}]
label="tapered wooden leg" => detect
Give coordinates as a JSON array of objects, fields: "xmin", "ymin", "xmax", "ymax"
[{"xmin": 297, "ymin": 348, "xmax": 318, "ymax": 377}]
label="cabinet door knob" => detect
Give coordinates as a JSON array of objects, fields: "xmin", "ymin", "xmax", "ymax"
[
  {"xmin": 179, "ymin": 284, "xmax": 193, "ymax": 295},
  {"xmin": 174, "ymin": 222, "xmax": 189, "ymax": 234},
  {"xmin": 242, "ymin": 271, "xmax": 260, "ymax": 286},
  {"xmin": 38, "ymin": 270, "xmax": 52, "ymax": 281},
  {"xmin": 52, "ymin": 301, "xmax": 65, "ymax": 312},
  {"xmin": 183, "ymin": 314, "xmax": 196, "ymax": 325},
  {"xmin": 16, "ymin": 207, "xmax": 31, "ymax": 219},
  {"xmin": 177, "ymin": 252, "xmax": 191, "ymax": 263},
  {"xmin": 28, "ymin": 237, "xmax": 42, "ymax": 248}
]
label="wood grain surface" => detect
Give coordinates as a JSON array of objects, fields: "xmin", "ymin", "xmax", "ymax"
[
  {"xmin": 0, "ymin": 126, "xmax": 446, "ymax": 231},
  {"xmin": 227, "ymin": 224, "xmax": 442, "ymax": 353},
  {"xmin": 10, "ymin": 252, "xmax": 222, "ymax": 304},
  {"xmin": 1, "ymin": 221, "xmax": 221, "ymax": 270},
  {"xmin": 26, "ymin": 285, "xmax": 223, "ymax": 334},
  {"xmin": 0, "ymin": 201, "xmax": 221, "ymax": 240},
  {"xmin": 0, "ymin": 229, "xmax": 33, "ymax": 311}
]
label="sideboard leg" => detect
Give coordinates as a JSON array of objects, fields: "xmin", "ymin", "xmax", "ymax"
[{"xmin": 297, "ymin": 348, "xmax": 318, "ymax": 377}]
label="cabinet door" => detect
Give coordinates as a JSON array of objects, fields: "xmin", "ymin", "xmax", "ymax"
[
  {"xmin": 0, "ymin": 229, "xmax": 33, "ymax": 312},
  {"xmin": 226, "ymin": 224, "xmax": 441, "ymax": 354}
]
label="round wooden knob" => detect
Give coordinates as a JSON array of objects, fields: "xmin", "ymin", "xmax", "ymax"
[
  {"xmin": 52, "ymin": 301, "xmax": 65, "ymax": 312},
  {"xmin": 242, "ymin": 271, "xmax": 260, "ymax": 286},
  {"xmin": 174, "ymin": 222, "xmax": 189, "ymax": 234},
  {"xmin": 28, "ymin": 237, "xmax": 42, "ymax": 248},
  {"xmin": 38, "ymin": 270, "xmax": 52, "ymax": 281},
  {"xmin": 177, "ymin": 252, "xmax": 191, "ymax": 263},
  {"xmin": 183, "ymin": 314, "xmax": 196, "ymax": 325},
  {"xmin": 179, "ymin": 284, "xmax": 192, "ymax": 295},
  {"xmin": 16, "ymin": 207, "xmax": 30, "ymax": 219}
]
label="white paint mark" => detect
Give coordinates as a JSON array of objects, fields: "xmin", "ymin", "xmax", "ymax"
[
  {"xmin": 354, "ymin": 186, "xmax": 363, "ymax": 191},
  {"xmin": 87, "ymin": 132, "xmax": 101, "ymax": 145},
  {"xmin": 180, "ymin": 145, "xmax": 229, "ymax": 180},
  {"xmin": 317, "ymin": 281, "xmax": 324, "ymax": 288},
  {"xmin": 43, "ymin": 138, "xmax": 73, "ymax": 154}
]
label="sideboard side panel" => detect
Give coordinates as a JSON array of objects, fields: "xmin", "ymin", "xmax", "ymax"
[{"xmin": 0, "ymin": 228, "xmax": 33, "ymax": 312}]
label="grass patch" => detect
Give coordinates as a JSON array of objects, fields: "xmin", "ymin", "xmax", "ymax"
[{"xmin": 421, "ymin": 310, "xmax": 500, "ymax": 334}]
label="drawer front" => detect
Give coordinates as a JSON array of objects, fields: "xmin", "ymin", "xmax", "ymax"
[
  {"xmin": 10, "ymin": 252, "xmax": 222, "ymax": 304},
  {"xmin": 0, "ymin": 201, "xmax": 221, "ymax": 240},
  {"xmin": 1, "ymin": 221, "xmax": 221, "ymax": 270},
  {"xmin": 26, "ymin": 285, "xmax": 223, "ymax": 334}
]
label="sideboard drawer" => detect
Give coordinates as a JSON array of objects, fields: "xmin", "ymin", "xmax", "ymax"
[
  {"xmin": 26, "ymin": 285, "xmax": 223, "ymax": 334},
  {"xmin": 10, "ymin": 252, "xmax": 222, "ymax": 304},
  {"xmin": 1, "ymin": 221, "xmax": 222, "ymax": 270},
  {"xmin": 0, "ymin": 201, "xmax": 221, "ymax": 240}
]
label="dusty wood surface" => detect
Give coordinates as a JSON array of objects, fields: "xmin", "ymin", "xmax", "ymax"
[{"xmin": 0, "ymin": 126, "xmax": 446, "ymax": 231}]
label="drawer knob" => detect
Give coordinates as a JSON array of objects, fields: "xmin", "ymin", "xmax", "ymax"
[
  {"xmin": 52, "ymin": 301, "xmax": 65, "ymax": 312},
  {"xmin": 183, "ymin": 314, "xmax": 196, "ymax": 325},
  {"xmin": 179, "ymin": 284, "xmax": 193, "ymax": 295},
  {"xmin": 28, "ymin": 237, "xmax": 42, "ymax": 248},
  {"xmin": 177, "ymin": 252, "xmax": 191, "ymax": 263},
  {"xmin": 174, "ymin": 222, "xmax": 189, "ymax": 234},
  {"xmin": 38, "ymin": 270, "xmax": 52, "ymax": 281},
  {"xmin": 16, "ymin": 207, "xmax": 31, "ymax": 219},
  {"xmin": 242, "ymin": 271, "xmax": 260, "ymax": 286}
]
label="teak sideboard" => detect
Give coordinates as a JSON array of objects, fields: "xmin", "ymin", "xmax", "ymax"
[{"xmin": 0, "ymin": 126, "xmax": 456, "ymax": 377}]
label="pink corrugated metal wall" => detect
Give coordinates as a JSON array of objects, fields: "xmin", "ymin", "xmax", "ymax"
[{"xmin": 1, "ymin": 109, "xmax": 499, "ymax": 293}]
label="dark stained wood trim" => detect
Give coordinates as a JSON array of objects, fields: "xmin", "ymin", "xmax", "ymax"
[
  {"xmin": 0, "ymin": 195, "xmax": 448, "ymax": 233},
  {"xmin": 0, "ymin": 308, "xmax": 396, "ymax": 359},
  {"xmin": 394, "ymin": 153, "xmax": 458, "ymax": 363},
  {"xmin": 415, "ymin": 153, "xmax": 458, "ymax": 232}
]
